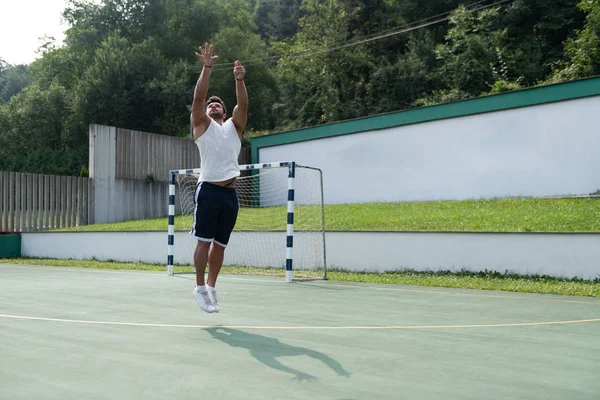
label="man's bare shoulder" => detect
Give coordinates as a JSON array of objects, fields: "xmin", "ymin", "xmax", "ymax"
[{"xmin": 193, "ymin": 117, "xmax": 214, "ymax": 141}]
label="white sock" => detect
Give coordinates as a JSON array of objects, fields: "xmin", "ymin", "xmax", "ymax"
[
  {"xmin": 196, "ymin": 285, "xmax": 206, "ymax": 292},
  {"xmin": 206, "ymin": 284, "xmax": 215, "ymax": 291}
]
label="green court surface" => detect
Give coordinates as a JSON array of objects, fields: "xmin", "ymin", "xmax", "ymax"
[{"xmin": 1, "ymin": 264, "xmax": 599, "ymax": 400}]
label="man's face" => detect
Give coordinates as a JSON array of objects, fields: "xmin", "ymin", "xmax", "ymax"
[{"xmin": 207, "ymin": 102, "xmax": 224, "ymax": 119}]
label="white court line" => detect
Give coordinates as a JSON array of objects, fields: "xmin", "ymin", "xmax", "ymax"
[
  {"xmin": 2, "ymin": 263, "xmax": 599, "ymax": 305},
  {"xmin": 1, "ymin": 313, "xmax": 599, "ymax": 330}
]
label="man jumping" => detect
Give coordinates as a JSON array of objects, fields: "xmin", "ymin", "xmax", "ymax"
[{"xmin": 190, "ymin": 43, "xmax": 247, "ymax": 313}]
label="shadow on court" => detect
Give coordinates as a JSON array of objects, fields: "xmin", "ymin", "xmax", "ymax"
[
  {"xmin": 205, "ymin": 327, "xmax": 351, "ymax": 381},
  {"xmin": 2, "ymin": 264, "xmax": 599, "ymax": 400}
]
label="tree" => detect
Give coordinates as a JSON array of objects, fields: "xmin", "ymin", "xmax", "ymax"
[
  {"xmin": 553, "ymin": 0, "xmax": 600, "ymax": 80},
  {"xmin": 147, "ymin": 60, "xmax": 194, "ymax": 136},
  {"xmin": 208, "ymin": 26, "xmax": 280, "ymax": 131},
  {"xmin": 435, "ymin": 6, "xmax": 507, "ymax": 97},
  {"xmin": 156, "ymin": 0, "xmax": 220, "ymax": 60},
  {"xmin": 0, "ymin": 64, "xmax": 33, "ymax": 103},
  {"xmin": 73, "ymin": 34, "xmax": 170, "ymax": 132},
  {"xmin": 0, "ymin": 82, "xmax": 71, "ymax": 158},
  {"xmin": 1, "ymin": 0, "xmax": 596, "ymax": 176},
  {"xmin": 273, "ymin": 0, "xmax": 373, "ymax": 127},
  {"xmin": 366, "ymin": 34, "xmax": 433, "ymax": 113},
  {"xmin": 500, "ymin": 0, "xmax": 585, "ymax": 86}
]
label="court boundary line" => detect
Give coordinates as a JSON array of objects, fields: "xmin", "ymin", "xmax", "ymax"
[{"xmin": 1, "ymin": 313, "xmax": 599, "ymax": 330}]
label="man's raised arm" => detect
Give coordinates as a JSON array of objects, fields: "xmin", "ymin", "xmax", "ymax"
[
  {"xmin": 231, "ymin": 60, "xmax": 247, "ymax": 139},
  {"xmin": 191, "ymin": 43, "xmax": 218, "ymax": 139}
]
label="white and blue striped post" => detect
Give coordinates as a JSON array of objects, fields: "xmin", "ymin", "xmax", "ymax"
[
  {"xmin": 286, "ymin": 162, "xmax": 296, "ymax": 282},
  {"xmin": 244, "ymin": 161, "xmax": 296, "ymax": 281},
  {"xmin": 168, "ymin": 168, "xmax": 197, "ymax": 275},
  {"xmin": 167, "ymin": 171, "xmax": 176, "ymax": 275}
]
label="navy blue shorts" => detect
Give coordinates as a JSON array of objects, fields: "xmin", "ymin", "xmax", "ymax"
[{"xmin": 192, "ymin": 182, "xmax": 239, "ymax": 247}]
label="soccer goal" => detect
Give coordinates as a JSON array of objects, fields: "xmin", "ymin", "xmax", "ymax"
[{"xmin": 167, "ymin": 161, "xmax": 327, "ymax": 282}]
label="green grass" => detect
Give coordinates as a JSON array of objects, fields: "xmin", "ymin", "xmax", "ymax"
[
  {"xmin": 1, "ymin": 258, "xmax": 599, "ymax": 297},
  {"xmin": 325, "ymin": 197, "xmax": 600, "ymax": 232},
  {"xmin": 52, "ymin": 197, "xmax": 600, "ymax": 232},
  {"xmin": 14, "ymin": 197, "xmax": 599, "ymax": 296}
]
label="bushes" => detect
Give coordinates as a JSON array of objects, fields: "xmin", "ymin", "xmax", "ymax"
[{"xmin": 0, "ymin": 147, "xmax": 88, "ymax": 176}]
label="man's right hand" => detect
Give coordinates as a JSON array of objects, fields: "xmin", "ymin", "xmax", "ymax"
[
  {"xmin": 195, "ymin": 43, "xmax": 218, "ymax": 68},
  {"xmin": 192, "ymin": 43, "xmax": 218, "ymax": 137}
]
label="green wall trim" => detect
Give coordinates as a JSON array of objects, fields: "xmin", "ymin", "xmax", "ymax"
[
  {"xmin": 251, "ymin": 77, "xmax": 600, "ymax": 163},
  {"xmin": 0, "ymin": 234, "xmax": 21, "ymax": 258}
]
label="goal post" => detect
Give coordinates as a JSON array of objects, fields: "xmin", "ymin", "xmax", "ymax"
[{"xmin": 167, "ymin": 161, "xmax": 327, "ymax": 282}]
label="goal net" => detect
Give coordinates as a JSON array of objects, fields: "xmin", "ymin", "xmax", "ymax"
[{"xmin": 167, "ymin": 162, "xmax": 327, "ymax": 282}]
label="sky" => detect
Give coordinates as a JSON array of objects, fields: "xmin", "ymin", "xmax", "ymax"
[{"xmin": 0, "ymin": 0, "xmax": 71, "ymax": 65}]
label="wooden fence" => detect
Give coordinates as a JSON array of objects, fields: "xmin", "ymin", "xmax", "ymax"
[
  {"xmin": 114, "ymin": 127, "xmax": 251, "ymax": 182},
  {"xmin": 115, "ymin": 128, "xmax": 200, "ymax": 182},
  {"xmin": 0, "ymin": 171, "xmax": 91, "ymax": 232},
  {"xmin": 0, "ymin": 127, "xmax": 252, "ymax": 230}
]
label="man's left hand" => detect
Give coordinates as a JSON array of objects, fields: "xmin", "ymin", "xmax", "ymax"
[{"xmin": 234, "ymin": 60, "xmax": 245, "ymax": 81}]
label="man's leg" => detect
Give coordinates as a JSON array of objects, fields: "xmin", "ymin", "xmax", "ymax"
[
  {"xmin": 206, "ymin": 243, "xmax": 225, "ymax": 312},
  {"xmin": 193, "ymin": 240, "xmax": 215, "ymax": 313},
  {"xmin": 206, "ymin": 187, "xmax": 238, "ymax": 311},
  {"xmin": 206, "ymin": 241, "xmax": 228, "ymax": 312},
  {"xmin": 207, "ymin": 242, "xmax": 225, "ymax": 287},
  {"xmin": 194, "ymin": 240, "xmax": 212, "ymax": 286},
  {"xmin": 190, "ymin": 182, "xmax": 219, "ymax": 313}
]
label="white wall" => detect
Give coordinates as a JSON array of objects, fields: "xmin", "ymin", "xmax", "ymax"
[
  {"xmin": 21, "ymin": 231, "xmax": 600, "ymax": 280},
  {"xmin": 260, "ymin": 96, "xmax": 600, "ymax": 204}
]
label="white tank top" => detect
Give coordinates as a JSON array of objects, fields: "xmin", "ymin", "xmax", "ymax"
[{"xmin": 195, "ymin": 118, "xmax": 241, "ymax": 182}]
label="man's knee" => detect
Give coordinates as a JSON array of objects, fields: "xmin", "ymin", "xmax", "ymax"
[
  {"xmin": 196, "ymin": 241, "xmax": 212, "ymax": 251},
  {"xmin": 210, "ymin": 242, "xmax": 226, "ymax": 253}
]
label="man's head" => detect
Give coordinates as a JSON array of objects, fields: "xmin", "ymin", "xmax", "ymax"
[{"xmin": 206, "ymin": 96, "xmax": 226, "ymax": 120}]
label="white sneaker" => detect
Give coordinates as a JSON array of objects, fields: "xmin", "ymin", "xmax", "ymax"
[
  {"xmin": 193, "ymin": 287, "xmax": 215, "ymax": 313},
  {"xmin": 206, "ymin": 286, "xmax": 219, "ymax": 313}
]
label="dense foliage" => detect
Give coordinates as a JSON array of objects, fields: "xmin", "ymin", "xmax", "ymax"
[{"xmin": 0, "ymin": 0, "xmax": 598, "ymax": 175}]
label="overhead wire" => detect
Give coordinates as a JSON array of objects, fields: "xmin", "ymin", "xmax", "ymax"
[
  {"xmin": 206, "ymin": 0, "xmax": 497, "ymax": 71},
  {"xmin": 199, "ymin": 0, "xmax": 513, "ymax": 73},
  {"xmin": 206, "ymin": 0, "xmax": 484, "ymax": 70}
]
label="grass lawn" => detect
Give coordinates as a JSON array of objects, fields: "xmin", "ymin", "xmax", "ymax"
[
  {"xmin": 6, "ymin": 197, "xmax": 599, "ymax": 295},
  {"xmin": 52, "ymin": 197, "xmax": 600, "ymax": 232},
  {"xmin": 1, "ymin": 258, "xmax": 598, "ymax": 297}
]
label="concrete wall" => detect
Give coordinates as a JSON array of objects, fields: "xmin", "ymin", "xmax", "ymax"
[
  {"xmin": 259, "ymin": 95, "xmax": 600, "ymax": 204},
  {"xmin": 89, "ymin": 125, "xmax": 117, "ymax": 224},
  {"xmin": 20, "ymin": 231, "xmax": 600, "ymax": 280},
  {"xmin": 89, "ymin": 125, "xmax": 177, "ymax": 224},
  {"xmin": 253, "ymin": 78, "xmax": 600, "ymax": 204}
]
